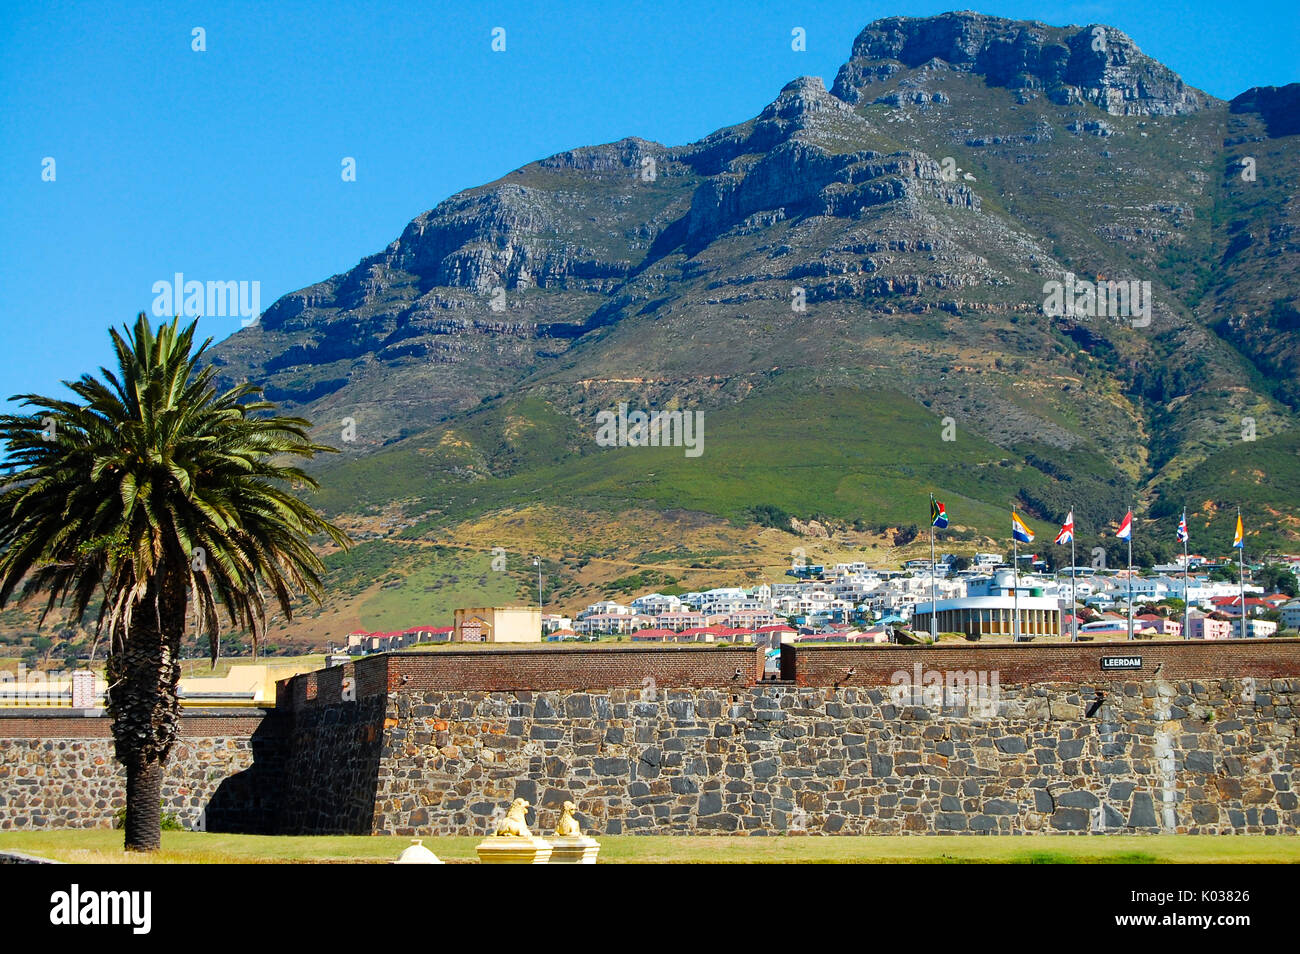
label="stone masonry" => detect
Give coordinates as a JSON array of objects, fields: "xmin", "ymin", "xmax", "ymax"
[
  {"xmin": 0, "ymin": 712, "xmax": 280, "ymax": 832},
  {"xmin": 365, "ymin": 678, "xmax": 1298, "ymax": 836},
  {"xmin": 1, "ymin": 642, "xmax": 1297, "ymax": 835}
]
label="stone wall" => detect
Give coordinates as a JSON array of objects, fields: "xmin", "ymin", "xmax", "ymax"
[
  {"xmin": 2, "ymin": 642, "xmax": 1298, "ymax": 836},
  {"xmin": 0, "ymin": 711, "xmax": 281, "ymax": 832},
  {"xmin": 363, "ymin": 678, "xmax": 1298, "ymax": 836},
  {"xmin": 276, "ymin": 694, "xmax": 385, "ymax": 835}
]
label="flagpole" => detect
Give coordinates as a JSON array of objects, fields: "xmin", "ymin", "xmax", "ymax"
[
  {"xmin": 1070, "ymin": 510, "xmax": 1078, "ymax": 642},
  {"xmin": 1238, "ymin": 507, "xmax": 1246, "ymax": 639},
  {"xmin": 930, "ymin": 519, "xmax": 937, "ymax": 644},
  {"xmin": 1182, "ymin": 509, "xmax": 1189, "ymax": 641},
  {"xmin": 1012, "ymin": 531, "xmax": 1021, "ymax": 642},
  {"xmin": 1127, "ymin": 515, "xmax": 1134, "ymax": 642}
]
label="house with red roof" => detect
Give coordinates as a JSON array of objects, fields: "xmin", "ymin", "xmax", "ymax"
[
  {"xmin": 1209, "ymin": 595, "xmax": 1273, "ymax": 617},
  {"xmin": 629, "ymin": 628, "xmax": 676, "ymax": 642}
]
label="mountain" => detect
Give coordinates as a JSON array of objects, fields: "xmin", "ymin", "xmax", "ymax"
[{"xmin": 204, "ymin": 12, "xmax": 1300, "ymax": 639}]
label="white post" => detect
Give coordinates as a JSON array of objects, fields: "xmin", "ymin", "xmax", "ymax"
[
  {"xmin": 533, "ymin": 556, "xmax": 543, "ymax": 612},
  {"xmin": 1127, "ymin": 532, "xmax": 1134, "ymax": 641},
  {"xmin": 930, "ymin": 523, "xmax": 937, "ymax": 644},
  {"xmin": 1183, "ymin": 531, "xmax": 1189, "ymax": 640},
  {"xmin": 1013, "ymin": 536, "xmax": 1021, "ymax": 642},
  {"xmin": 1238, "ymin": 511, "xmax": 1246, "ymax": 639},
  {"xmin": 1070, "ymin": 527, "xmax": 1078, "ymax": 642}
]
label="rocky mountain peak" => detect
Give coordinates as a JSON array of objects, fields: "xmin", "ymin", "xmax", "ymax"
[
  {"xmin": 539, "ymin": 137, "xmax": 664, "ymax": 172},
  {"xmin": 759, "ymin": 76, "xmax": 853, "ymax": 122},
  {"xmin": 831, "ymin": 11, "xmax": 1213, "ymax": 116},
  {"xmin": 1230, "ymin": 84, "xmax": 1300, "ymax": 138}
]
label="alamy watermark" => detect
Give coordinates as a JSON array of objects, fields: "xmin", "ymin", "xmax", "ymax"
[
  {"xmin": 887, "ymin": 663, "xmax": 1000, "ymax": 717},
  {"xmin": 0, "ymin": 664, "xmax": 101, "ymax": 706},
  {"xmin": 151, "ymin": 273, "xmax": 261, "ymax": 326},
  {"xmin": 50, "ymin": 884, "xmax": 151, "ymax": 934},
  {"xmin": 1042, "ymin": 272, "xmax": 1151, "ymax": 327},
  {"xmin": 594, "ymin": 402, "xmax": 704, "ymax": 458}
]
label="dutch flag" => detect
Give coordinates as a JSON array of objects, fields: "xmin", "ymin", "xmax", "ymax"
[{"xmin": 1116, "ymin": 510, "xmax": 1133, "ymax": 541}]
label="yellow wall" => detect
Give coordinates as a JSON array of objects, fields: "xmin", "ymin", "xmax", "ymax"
[{"xmin": 454, "ymin": 606, "xmax": 542, "ymax": 643}]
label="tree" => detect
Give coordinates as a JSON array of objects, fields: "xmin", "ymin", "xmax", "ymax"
[
  {"xmin": 33, "ymin": 635, "xmax": 54, "ymax": 665},
  {"xmin": 1256, "ymin": 564, "xmax": 1298, "ymax": 598},
  {"xmin": 0, "ymin": 315, "xmax": 349, "ymax": 851},
  {"xmin": 1209, "ymin": 565, "xmax": 1237, "ymax": 583},
  {"xmin": 893, "ymin": 524, "xmax": 919, "ymax": 547}
]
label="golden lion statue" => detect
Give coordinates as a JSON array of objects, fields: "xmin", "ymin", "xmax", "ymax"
[
  {"xmin": 494, "ymin": 798, "xmax": 533, "ymax": 838},
  {"xmin": 555, "ymin": 800, "xmax": 582, "ymax": 837}
]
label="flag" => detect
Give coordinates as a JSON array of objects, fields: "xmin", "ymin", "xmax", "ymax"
[
  {"xmin": 1116, "ymin": 510, "xmax": 1133, "ymax": 541},
  {"xmin": 930, "ymin": 494, "xmax": 949, "ymax": 529},
  {"xmin": 1233, "ymin": 512, "xmax": 1244, "ymax": 549},
  {"xmin": 1055, "ymin": 511, "xmax": 1074, "ymax": 545},
  {"xmin": 1176, "ymin": 510, "xmax": 1188, "ymax": 544},
  {"xmin": 1011, "ymin": 511, "xmax": 1034, "ymax": 544}
]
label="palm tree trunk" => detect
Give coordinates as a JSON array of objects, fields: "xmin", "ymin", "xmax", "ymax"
[
  {"xmin": 124, "ymin": 759, "xmax": 164, "ymax": 851},
  {"xmin": 108, "ymin": 567, "xmax": 186, "ymax": 852}
]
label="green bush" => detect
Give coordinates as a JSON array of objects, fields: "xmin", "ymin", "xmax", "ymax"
[
  {"xmin": 750, "ymin": 505, "xmax": 793, "ymax": 532},
  {"xmin": 113, "ymin": 803, "xmax": 187, "ymax": 831}
]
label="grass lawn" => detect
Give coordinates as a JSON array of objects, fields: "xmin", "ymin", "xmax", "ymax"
[{"xmin": 2, "ymin": 830, "xmax": 1297, "ymax": 864}]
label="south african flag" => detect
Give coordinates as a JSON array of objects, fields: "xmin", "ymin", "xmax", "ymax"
[{"xmin": 930, "ymin": 494, "xmax": 949, "ymax": 529}]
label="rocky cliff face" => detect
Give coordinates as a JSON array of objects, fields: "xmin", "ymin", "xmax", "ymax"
[
  {"xmin": 207, "ymin": 12, "xmax": 1298, "ymax": 541},
  {"xmin": 831, "ymin": 12, "xmax": 1215, "ymax": 116}
]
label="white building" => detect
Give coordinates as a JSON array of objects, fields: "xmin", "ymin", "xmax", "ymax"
[
  {"xmin": 578, "ymin": 600, "xmax": 631, "ymax": 620},
  {"xmin": 658, "ymin": 611, "xmax": 716, "ymax": 632},
  {"xmin": 912, "ymin": 594, "xmax": 1062, "ymax": 639},
  {"xmin": 573, "ymin": 613, "xmax": 654, "ymax": 635},
  {"xmin": 541, "ymin": 613, "xmax": 572, "ymax": 634},
  {"xmin": 1232, "ymin": 617, "xmax": 1278, "ymax": 639},
  {"xmin": 631, "ymin": 593, "xmax": 683, "ymax": 616},
  {"xmin": 699, "ymin": 587, "xmax": 765, "ymax": 616},
  {"xmin": 1126, "ymin": 577, "xmax": 1169, "ymax": 601}
]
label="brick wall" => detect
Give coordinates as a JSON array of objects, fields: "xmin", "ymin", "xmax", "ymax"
[
  {"xmin": 0, "ymin": 712, "xmax": 268, "ymax": 739},
  {"xmin": 278, "ymin": 646, "xmax": 767, "ymax": 708},
  {"xmin": 787, "ymin": 639, "xmax": 1300, "ymax": 687}
]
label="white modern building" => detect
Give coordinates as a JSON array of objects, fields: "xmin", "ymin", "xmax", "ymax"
[
  {"xmin": 630, "ymin": 593, "xmax": 683, "ymax": 616},
  {"xmin": 577, "ymin": 600, "xmax": 631, "ymax": 620},
  {"xmin": 912, "ymin": 594, "xmax": 1062, "ymax": 639},
  {"xmin": 1231, "ymin": 617, "xmax": 1278, "ymax": 639}
]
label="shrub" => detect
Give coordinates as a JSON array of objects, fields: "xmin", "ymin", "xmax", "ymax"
[{"xmin": 113, "ymin": 803, "xmax": 186, "ymax": 831}]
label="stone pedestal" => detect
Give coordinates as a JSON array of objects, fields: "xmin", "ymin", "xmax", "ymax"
[
  {"xmin": 475, "ymin": 836, "xmax": 553, "ymax": 864},
  {"xmin": 547, "ymin": 835, "xmax": 601, "ymax": 864}
]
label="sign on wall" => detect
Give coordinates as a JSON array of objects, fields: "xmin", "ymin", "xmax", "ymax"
[{"xmin": 1100, "ymin": 655, "xmax": 1143, "ymax": 671}]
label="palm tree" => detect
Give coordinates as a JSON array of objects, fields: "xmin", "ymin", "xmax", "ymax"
[{"xmin": 0, "ymin": 314, "xmax": 349, "ymax": 851}]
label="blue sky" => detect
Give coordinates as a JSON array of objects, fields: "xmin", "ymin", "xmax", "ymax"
[{"xmin": 1, "ymin": 0, "xmax": 1296, "ymax": 402}]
